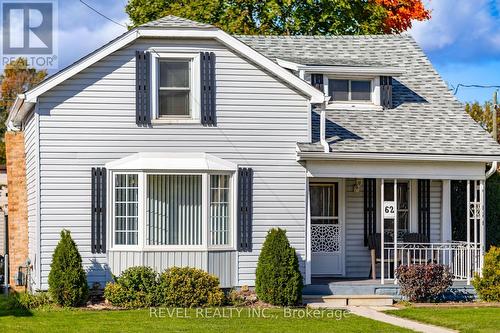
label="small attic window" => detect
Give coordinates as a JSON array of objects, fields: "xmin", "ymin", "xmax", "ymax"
[{"xmin": 328, "ymin": 79, "xmax": 371, "ymax": 102}]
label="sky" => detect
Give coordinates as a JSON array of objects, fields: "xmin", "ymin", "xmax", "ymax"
[{"xmin": 47, "ymin": 0, "xmax": 500, "ymax": 104}]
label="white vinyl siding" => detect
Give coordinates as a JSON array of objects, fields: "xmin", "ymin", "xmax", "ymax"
[
  {"xmin": 33, "ymin": 38, "xmax": 309, "ymax": 288},
  {"xmin": 24, "ymin": 111, "xmax": 40, "ymax": 289},
  {"xmin": 147, "ymin": 174, "xmax": 202, "ymax": 245}
]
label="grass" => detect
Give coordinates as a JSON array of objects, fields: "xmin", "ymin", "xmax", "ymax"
[
  {"xmin": 386, "ymin": 306, "xmax": 500, "ymax": 333},
  {"xmin": 0, "ymin": 296, "xmax": 412, "ymax": 333}
]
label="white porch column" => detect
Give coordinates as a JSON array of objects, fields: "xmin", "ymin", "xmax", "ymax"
[
  {"xmin": 479, "ymin": 179, "xmax": 486, "ymax": 276},
  {"xmin": 393, "ymin": 179, "xmax": 398, "ymax": 285},
  {"xmin": 380, "ymin": 179, "xmax": 385, "ymax": 285},
  {"xmin": 441, "ymin": 180, "xmax": 452, "ymax": 242},
  {"xmin": 466, "ymin": 180, "xmax": 471, "ymax": 285}
]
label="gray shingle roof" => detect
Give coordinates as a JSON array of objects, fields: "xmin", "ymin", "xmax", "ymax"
[
  {"xmin": 141, "ymin": 15, "xmax": 216, "ymax": 29},
  {"xmin": 271, "ymin": 56, "xmax": 387, "ymax": 68},
  {"xmin": 237, "ymin": 35, "xmax": 500, "ymax": 157}
]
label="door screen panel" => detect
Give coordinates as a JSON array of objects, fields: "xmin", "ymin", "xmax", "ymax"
[{"xmin": 310, "ymin": 184, "xmax": 340, "ymax": 253}]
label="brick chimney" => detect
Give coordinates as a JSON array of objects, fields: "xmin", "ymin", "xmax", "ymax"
[{"xmin": 5, "ymin": 131, "xmax": 29, "ymax": 290}]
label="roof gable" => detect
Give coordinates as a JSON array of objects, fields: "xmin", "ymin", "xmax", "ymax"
[{"xmin": 8, "ymin": 16, "xmax": 325, "ymax": 127}]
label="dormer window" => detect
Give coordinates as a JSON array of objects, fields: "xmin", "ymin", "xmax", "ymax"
[{"xmin": 328, "ymin": 79, "xmax": 371, "ymax": 102}]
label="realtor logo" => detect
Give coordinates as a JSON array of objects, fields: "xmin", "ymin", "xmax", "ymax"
[{"xmin": 1, "ymin": 0, "xmax": 58, "ymax": 68}]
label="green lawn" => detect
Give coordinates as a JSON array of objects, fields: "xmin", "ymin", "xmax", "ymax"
[
  {"xmin": 0, "ymin": 300, "xmax": 411, "ymax": 333},
  {"xmin": 386, "ymin": 306, "xmax": 500, "ymax": 333}
]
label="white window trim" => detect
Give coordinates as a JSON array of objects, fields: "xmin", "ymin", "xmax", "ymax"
[
  {"xmin": 110, "ymin": 172, "xmax": 142, "ymax": 251},
  {"xmin": 150, "ymin": 52, "xmax": 201, "ymax": 124},
  {"xmin": 109, "ymin": 170, "xmax": 236, "ymax": 252},
  {"xmin": 324, "ymin": 75, "xmax": 382, "ymax": 110}
]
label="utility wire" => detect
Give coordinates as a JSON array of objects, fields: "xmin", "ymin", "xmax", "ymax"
[
  {"xmin": 79, "ymin": 0, "xmax": 127, "ymax": 29},
  {"xmin": 453, "ymin": 83, "xmax": 500, "ymax": 95}
]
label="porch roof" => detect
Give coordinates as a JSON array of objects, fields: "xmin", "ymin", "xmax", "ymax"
[{"xmin": 296, "ymin": 109, "xmax": 500, "ymax": 161}]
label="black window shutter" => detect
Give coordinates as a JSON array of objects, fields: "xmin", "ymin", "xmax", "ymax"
[
  {"xmin": 200, "ymin": 52, "xmax": 216, "ymax": 126},
  {"xmin": 136, "ymin": 50, "xmax": 151, "ymax": 126},
  {"xmin": 91, "ymin": 167, "xmax": 107, "ymax": 254},
  {"xmin": 311, "ymin": 74, "xmax": 324, "ymax": 92},
  {"xmin": 364, "ymin": 178, "xmax": 377, "ymax": 246},
  {"xmin": 380, "ymin": 76, "xmax": 393, "ymax": 109},
  {"xmin": 418, "ymin": 179, "xmax": 431, "ymax": 240},
  {"xmin": 237, "ymin": 167, "xmax": 253, "ymax": 252}
]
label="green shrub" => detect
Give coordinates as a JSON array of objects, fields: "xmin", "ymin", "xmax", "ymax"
[
  {"xmin": 48, "ymin": 230, "xmax": 88, "ymax": 307},
  {"xmin": 18, "ymin": 292, "xmax": 52, "ymax": 309},
  {"xmin": 156, "ymin": 267, "xmax": 225, "ymax": 307},
  {"xmin": 104, "ymin": 266, "xmax": 158, "ymax": 308},
  {"xmin": 255, "ymin": 228, "xmax": 303, "ymax": 306},
  {"xmin": 397, "ymin": 264, "xmax": 453, "ymax": 302},
  {"xmin": 473, "ymin": 246, "xmax": 500, "ymax": 302}
]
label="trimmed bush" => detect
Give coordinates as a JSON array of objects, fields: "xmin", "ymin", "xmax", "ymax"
[
  {"xmin": 156, "ymin": 267, "xmax": 225, "ymax": 307},
  {"xmin": 104, "ymin": 266, "xmax": 158, "ymax": 308},
  {"xmin": 48, "ymin": 230, "xmax": 88, "ymax": 306},
  {"xmin": 473, "ymin": 246, "xmax": 500, "ymax": 302},
  {"xmin": 397, "ymin": 264, "xmax": 453, "ymax": 302},
  {"xmin": 255, "ymin": 228, "xmax": 303, "ymax": 306}
]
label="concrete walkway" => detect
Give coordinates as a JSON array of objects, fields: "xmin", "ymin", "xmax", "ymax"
[{"xmin": 347, "ymin": 306, "xmax": 458, "ymax": 333}]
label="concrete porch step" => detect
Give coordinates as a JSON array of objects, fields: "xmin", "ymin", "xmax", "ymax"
[{"xmin": 303, "ymin": 294, "xmax": 394, "ymax": 307}]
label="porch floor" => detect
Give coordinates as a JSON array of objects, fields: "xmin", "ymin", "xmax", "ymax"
[{"xmin": 304, "ymin": 277, "xmax": 475, "ymax": 301}]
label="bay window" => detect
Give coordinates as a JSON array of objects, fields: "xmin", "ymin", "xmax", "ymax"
[
  {"xmin": 210, "ymin": 175, "xmax": 230, "ymax": 246},
  {"xmin": 147, "ymin": 175, "xmax": 203, "ymax": 246},
  {"xmin": 112, "ymin": 171, "xmax": 233, "ymax": 249},
  {"xmin": 114, "ymin": 174, "xmax": 139, "ymax": 245}
]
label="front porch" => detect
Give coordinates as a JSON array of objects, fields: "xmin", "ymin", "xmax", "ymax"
[
  {"xmin": 303, "ymin": 158, "xmax": 489, "ymax": 289},
  {"xmin": 303, "ymin": 277, "xmax": 476, "ymax": 301}
]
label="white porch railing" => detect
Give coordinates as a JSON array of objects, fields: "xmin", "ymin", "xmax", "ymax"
[{"xmin": 382, "ymin": 241, "xmax": 481, "ymax": 283}]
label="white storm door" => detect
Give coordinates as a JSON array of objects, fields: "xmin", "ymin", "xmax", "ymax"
[{"xmin": 310, "ymin": 183, "xmax": 343, "ymax": 275}]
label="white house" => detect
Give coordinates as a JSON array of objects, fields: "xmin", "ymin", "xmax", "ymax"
[{"xmin": 6, "ymin": 16, "xmax": 500, "ymax": 293}]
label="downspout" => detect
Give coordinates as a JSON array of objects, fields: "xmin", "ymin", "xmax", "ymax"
[
  {"xmin": 486, "ymin": 161, "xmax": 497, "ymax": 179},
  {"xmin": 319, "ymin": 102, "xmax": 329, "ymax": 153}
]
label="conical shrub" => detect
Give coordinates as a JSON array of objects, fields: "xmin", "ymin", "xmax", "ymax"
[
  {"xmin": 255, "ymin": 228, "xmax": 303, "ymax": 305},
  {"xmin": 48, "ymin": 229, "xmax": 88, "ymax": 306}
]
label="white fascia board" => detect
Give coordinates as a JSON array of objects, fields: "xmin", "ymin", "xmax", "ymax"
[
  {"xmin": 6, "ymin": 94, "xmax": 36, "ymax": 130},
  {"xmin": 276, "ymin": 58, "xmax": 301, "ymax": 71},
  {"xmin": 20, "ymin": 27, "xmax": 324, "ymax": 109},
  {"xmin": 106, "ymin": 152, "xmax": 237, "ymax": 171},
  {"xmin": 296, "ymin": 150, "xmax": 500, "ymax": 163},
  {"xmin": 301, "ymin": 66, "xmax": 404, "ymax": 77}
]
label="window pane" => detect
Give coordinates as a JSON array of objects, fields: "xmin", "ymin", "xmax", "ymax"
[
  {"xmin": 159, "ymin": 90, "xmax": 189, "ymax": 117},
  {"xmin": 310, "ymin": 185, "xmax": 337, "ymax": 218},
  {"xmin": 114, "ymin": 174, "xmax": 139, "ymax": 246},
  {"xmin": 147, "ymin": 175, "xmax": 202, "ymax": 246},
  {"xmin": 351, "ymin": 80, "xmax": 371, "ymax": 101},
  {"xmin": 210, "ymin": 175, "xmax": 230, "ymax": 246},
  {"xmin": 329, "ymin": 79, "xmax": 349, "ymax": 101},
  {"xmin": 159, "ymin": 61, "xmax": 189, "ymax": 88}
]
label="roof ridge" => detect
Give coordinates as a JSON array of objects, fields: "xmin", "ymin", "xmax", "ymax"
[
  {"xmin": 234, "ymin": 34, "xmax": 412, "ymax": 39},
  {"xmin": 141, "ymin": 15, "xmax": 216, "ymax": 29}
]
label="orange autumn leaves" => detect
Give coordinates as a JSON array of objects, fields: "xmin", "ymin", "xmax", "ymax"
[{"xmin": 375, "ymin": 0, "xmax": 431, "ymax": 33}]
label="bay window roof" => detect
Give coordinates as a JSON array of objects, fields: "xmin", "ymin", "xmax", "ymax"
[{"xmin": 106, "ymin": 152, "xmax": 237, "ymax": 171}]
